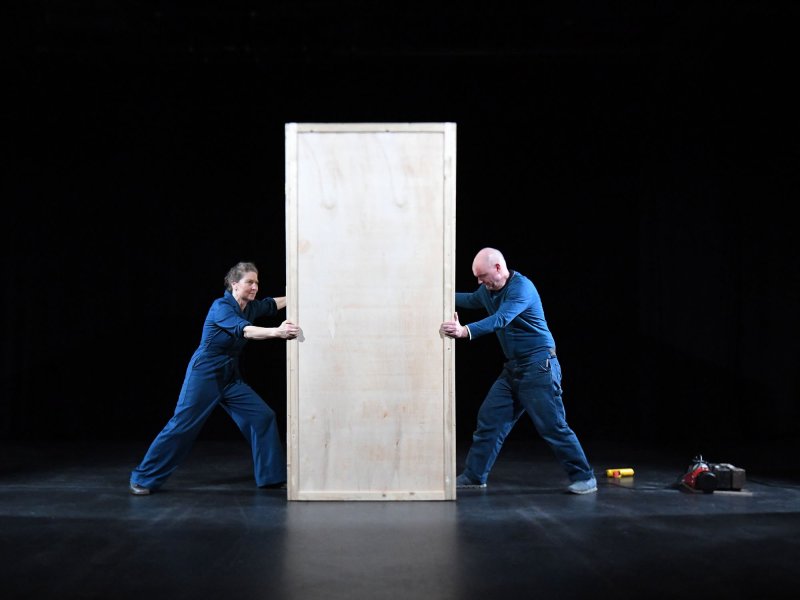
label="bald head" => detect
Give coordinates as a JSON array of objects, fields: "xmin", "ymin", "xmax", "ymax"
[
  {"xmin": 473, "ymin": 247, "xmax": 506, "ymax": 271},
  {"xmin": 472, "ymin": 247, "xmax": 510, "ymax": 291}
]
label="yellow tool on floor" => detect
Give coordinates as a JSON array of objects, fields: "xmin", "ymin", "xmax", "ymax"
[{"xmin": 606, "ymin": 468, "xmax": 635, "ymax": 478}]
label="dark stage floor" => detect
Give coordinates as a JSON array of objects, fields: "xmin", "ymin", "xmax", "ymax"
[{"xmin": 1, "ymin": 439, "xmax": 798, "ymax": 599}]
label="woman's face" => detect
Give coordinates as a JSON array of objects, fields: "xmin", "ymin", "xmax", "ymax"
[{"xmin": 234, "ymin": 271, "xmax": 259, "ymax": 302}]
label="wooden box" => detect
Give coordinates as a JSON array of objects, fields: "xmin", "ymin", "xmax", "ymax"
[{"xmin": 285, "ymin": 123, "xmax": 457, "ymax": 500}]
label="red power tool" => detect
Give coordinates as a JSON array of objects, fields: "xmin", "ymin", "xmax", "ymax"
[{"xmin": 679, "ymin": 454, "xmax": 718, "ymax": 493}]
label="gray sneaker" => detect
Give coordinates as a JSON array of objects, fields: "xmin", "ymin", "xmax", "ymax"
[
  {"xmin": 567, "ymin": 477, "xmax": 597, "ymax": 495},
  {"xmin": 129, "ymin": 482, "xmax": 151, "ymax": 496},
  {"xmin": 456, "ymin": 473, "xmax": 487, "ymax": 489}
]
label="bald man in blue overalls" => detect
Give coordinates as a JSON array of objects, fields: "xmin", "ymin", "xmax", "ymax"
[{"xmin": 440, "ymin": 248, "xmax": 596, "ymax": 494}]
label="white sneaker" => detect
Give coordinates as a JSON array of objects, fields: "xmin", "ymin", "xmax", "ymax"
[{"xmin": 567, "ymin": 477, "xmax": 597, "ymax": 495}]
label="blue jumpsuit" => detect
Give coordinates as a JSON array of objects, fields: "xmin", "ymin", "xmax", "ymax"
[
  {"xmin": 458, "ymin": 271, "xmax": 594, "ymax": 485},
  {"xmin": 130, "ymin": 290, "xmax": 286, "ymax": 490}
]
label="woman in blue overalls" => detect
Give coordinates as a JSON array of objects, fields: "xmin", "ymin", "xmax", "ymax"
[{"xmin": 130, "ymin": 262, "xmax": 300, "ymax": 495}]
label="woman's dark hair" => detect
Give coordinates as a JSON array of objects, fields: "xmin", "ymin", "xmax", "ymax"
[{"xmin": 224, "ymin": 262, "xmax": 258, "ymax": 291}]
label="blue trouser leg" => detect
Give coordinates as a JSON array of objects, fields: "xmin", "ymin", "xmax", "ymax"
[
  {"xmin": 463, "ymin": 375, "xmax": 523, "ymax": 484},
  {"xmin": 221, "ymin": 381, "xmax": 286, "ymax": 486},
  {"xmin": 517, "ymin": 355, "xmax": 593, "ymax": 482},
  {"xmin": 130, "ymin": 370, "xmax": 219, "ymax": 490},
  {"xmin": 463, "ymin": 354, "xmax": 593, "ymax": 484}
]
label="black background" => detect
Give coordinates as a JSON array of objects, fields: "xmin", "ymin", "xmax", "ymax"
[{"xmin": 5, "ymin": 2, "xmax": 799, "ymax": 472}]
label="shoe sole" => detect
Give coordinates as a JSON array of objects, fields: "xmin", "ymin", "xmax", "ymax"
[
  {"xmin": 567, "ymin": 486, "xmax": 597, "ymax": 495},
  {"xmin": 457, "ymin": 483, "xmax": 487, "ymax": 489},
  {"xmin": 129, "ymin": 485, "xmax": 151, "ymax": 496}
]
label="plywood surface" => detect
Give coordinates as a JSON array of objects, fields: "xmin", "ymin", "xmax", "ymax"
[{"xmin": 285, "ymin": 123, "xmax": 456, "ymax": 500}]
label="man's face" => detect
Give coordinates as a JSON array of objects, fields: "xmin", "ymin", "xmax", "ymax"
[{"xmin": 473, "ymin": 262, "xmax": 503, "ymax": 291}]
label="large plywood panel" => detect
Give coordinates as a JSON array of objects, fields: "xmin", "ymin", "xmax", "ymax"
[{"xmin": 285, "ymin": 123, "xmax": 456, "ymax": 500}]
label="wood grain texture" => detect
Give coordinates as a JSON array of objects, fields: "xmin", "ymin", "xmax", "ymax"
[{"xmin": 286, "ymin": 123, "xmax": 456, "ymax": 500}]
